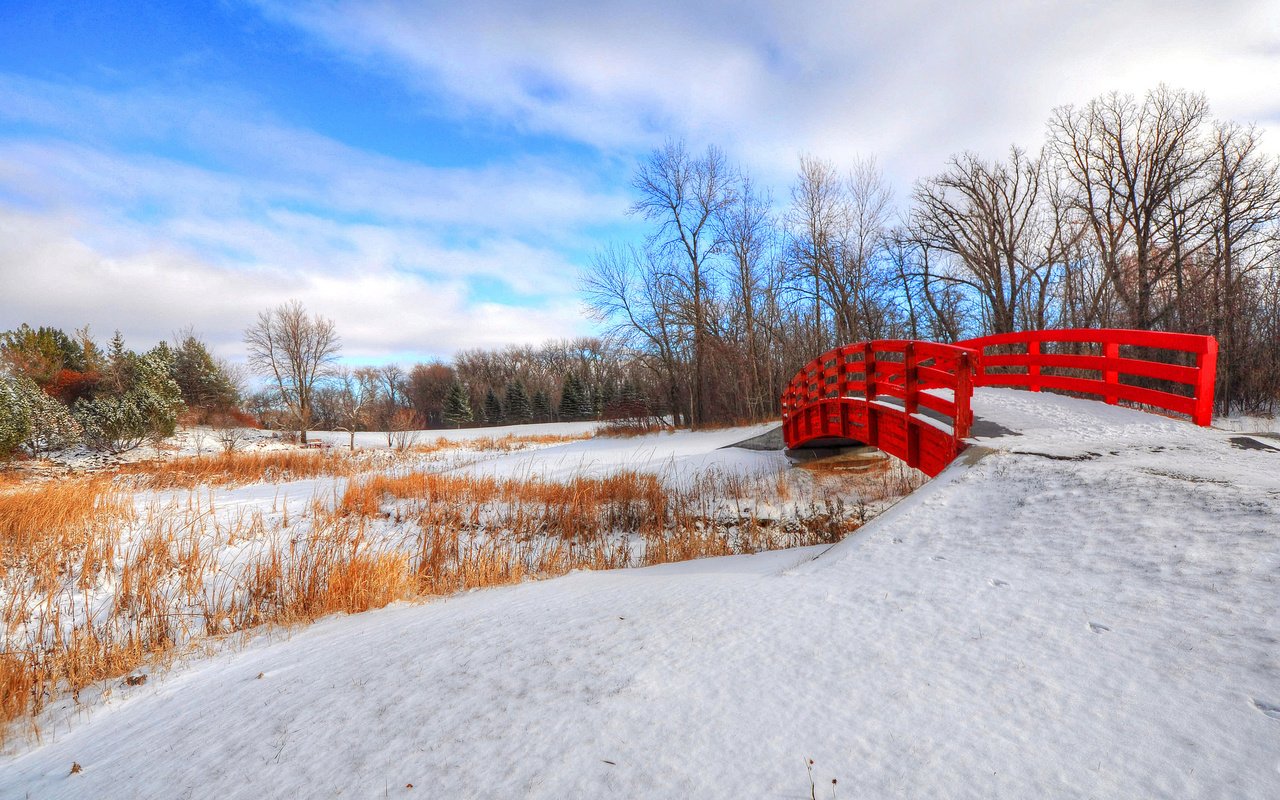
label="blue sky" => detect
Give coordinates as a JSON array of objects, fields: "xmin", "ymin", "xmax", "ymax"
[{"xmin": 1, "ymin": 0, "xmax": 1277, "ymax": 364}]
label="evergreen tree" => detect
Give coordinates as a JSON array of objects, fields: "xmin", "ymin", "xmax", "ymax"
[
  {"xmin": 76, "ymin": 345, "xmax": 183, "ymax": 452},
  {"xmin": 590, "ymin": 382, "xmax": 604, "ymax": 419},
  {"xmin": 0, "ymin": 378, "xmax": 31, "ymax": 459},
  {"xmin": 531, "ymin": 389, "xmax": 552, "ymax": 422},
  {"xmin": 558, "ymin": 373, "xmax": 585, "ymax": 420},
  {"xmin": 12, "ymin": 377, "xmax": 81, "ymax": 456},
  {"xmin": 572, "ymin": 377, "xmax": 595, "ymax": 420},
  {"xmin": 443, "ymin": 380, "xmax": 473, "ymax": 427},
  {"xmin": 103, "ymin": 330, "xmax": 135, "ymax": 396},
  {"xmin": 134, "ymin": 345, "xmax": 185, "ymax": 439},
  {"xmin": 172, "ymin": 333, "xmax": 238, "ymax": 413},
  {"xmin": 482, "ymin": 387, "xmax": 503, "ymax": 425},
  {"xmin": 504, "ymin": 380, "xmax": 531, "ymax": 423},
  {"xmin": 612, "ymin": 378, "xmax": 649, "ymax": 419}
]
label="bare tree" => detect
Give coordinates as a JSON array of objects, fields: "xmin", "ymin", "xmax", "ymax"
[
  {"xmin": 329, "ymin": 366, "xmax": 379, "ymax": 448},
  {"xmin": 787, "ymin": 155, "xmax": 845, "ymax": 347},
  {"xmin": 715, "ymin": 173, "xmax": 775, "ymax": 418},
  {"xmin": 786, "ymin": 156, "xmax": 895, "ymax": 345},
  {"xmin": 1050, "ymin": 86, "xmax": 1214, "ymax": 327},
  {"xmin": 244, "ymin": 300, "xmax": 341, "ymax": 444},
  {"xmin": 912, "ymin": 147, "xmax": 1068, "ymax": 334},
  {"xmin": 377, "ymin": 364, "xmax": 408, "ymax": 445},
  {"xmin": 1206, "ymin": 122, "xmax": 1280, "ymax": 410},
  {"xmin": 407, "ymin": 361, "xmax": 455, "ymax": 427},
  {"xmin": 842, "ymin": 158, "xmax": 895, "ymax": 339},
  {"xmin": 583, "ymin": 243, "xmax": 688, "ymax": 426},
  {"xmin": 631, "ymin": 139, "xmax": 734, "ymax": 427}
]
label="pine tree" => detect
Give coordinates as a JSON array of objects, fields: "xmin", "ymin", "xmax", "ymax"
[
  {"xmin": 172, "ymin": 333, "xmax": 238, "ymax": 413},
  {"xmin": 504, "ymin": 380, "xmax": 531, "ymax": 423},
  {"xmin": 0, "ymin": 378, "xmax": 31, "ymax": 459},
  {"xmin": 103, "ymin": 330, "xmax": 135, "ymax": 396},
  {"xmin": 12, "ymin": 377, "xmax": 81, "ymax": 456},
  {"xmin": 558, "ymin": 373, "xmax": 584, "ymax": 421},
  {"xmin": 614, "ymin": 378, "xmax": 649, "ymax": 419},
  {"xmin": 531, "ymin": 389, "xmax": 552, "ymax": 422},
  {"xmin": 443, "ymin": 380, "xmax": 473, "ymax": 428},
  {"xmin": 75, "ymin": 345, "xmax": 183, "ymax": 452},
  {"xmin": 483, "ymin": 387, "xmax": 503, "ymax": 425},
  {"xmin": 572, "ymin": 378, "xmax": 595, "ymax": 420},
  {"xmin": 134, "ymin": 345, "xmax": 185, "ymax": 439},
  {"xmin": 590, "ymin": 382, "xmax": 604, "ymax": 419}
]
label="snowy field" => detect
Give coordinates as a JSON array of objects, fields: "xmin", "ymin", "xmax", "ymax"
[{"xmin": 3, "ymin": 389, "xmax": 1279, "ymax": 798}]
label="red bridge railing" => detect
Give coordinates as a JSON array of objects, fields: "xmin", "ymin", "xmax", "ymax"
[
  {"xmin": 781, "ymin": 340, "xmax": 978, "ymax": 477},
  {"xmin": 781, "ymin": 329, "xmax": 1218, "ymax": 476},
  {"xmin": 958, "ymin": 329, "xmax": 1217, "ymax": 427}
]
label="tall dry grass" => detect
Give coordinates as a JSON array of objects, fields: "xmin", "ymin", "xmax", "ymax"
[
  {"xmin": 1, "ymin": 447, "xmax": 919, "ymax": 744},
  {"xmin": 112, "ymin": 433, "xmax": 594, "ymax": 491},
  {"xmin": 118, "ymin": 449, "xmax": 359, "ymax": 490},
  {"xmin": 411, "ymin": 432, "xmax": 592, "ymax": 454}
]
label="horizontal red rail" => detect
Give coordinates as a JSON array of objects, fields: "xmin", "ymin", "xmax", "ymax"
[{"xmin": 957, "ymin": 329, "xmax": 1217, "ymax": 426}]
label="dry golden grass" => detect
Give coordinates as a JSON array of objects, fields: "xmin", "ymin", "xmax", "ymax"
[
  {"xmin": 337, "ymin": 470, "xmax": 668, "ymax": 539},
  {"xmin": 411, "ymin": 432, "xmax": 592, "ymax": 454},
  {"xmin": 117, "ymin": 449, "xmax": 359, "ymax": 490},
  {"xmin": 1, "ymin": 447, "xmax": 919, "ymax": 744},
  {"xmin": 0, "ymin": 478, "xmax": 129, "ymax": 593}
]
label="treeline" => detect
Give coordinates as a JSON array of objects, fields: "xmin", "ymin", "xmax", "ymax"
[
  {"xmin": 0, "ymin": 312, "xmax": 668, "ymax": 459},
  {"xmin": 287, "ymin": 338, "xmax": 658, "ymax": 435},
  {"xmin": 586, "ymin": 85, "xmax": 1280, "ymax": 424}
]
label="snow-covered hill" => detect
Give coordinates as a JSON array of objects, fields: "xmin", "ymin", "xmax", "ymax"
[{"xmin": 3, "ymin": 389, "xmax": 1279, "ymax": 798}]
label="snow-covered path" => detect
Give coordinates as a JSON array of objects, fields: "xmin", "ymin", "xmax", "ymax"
[{"xmin": 4, "ymin": 389, "xmax": 1279, "ymax": 798}]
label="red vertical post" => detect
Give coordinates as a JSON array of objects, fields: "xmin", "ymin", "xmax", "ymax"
[
  {"xmin": 1194, "ymin": 337, "xmax": 1218, "ymax": 427},
  {"xmin": 841, "ymin": 347, "xmax": 856, "ymax": 397},
  {"xmin": 1027, "ymin": 339, "xmax": 1041, "ymax": 392},
  {"xmin": 903, "ymin": 342, "xmax": 919, "ymax": 468},
  {"xmin": 1103, "ymin": 341, "xmax": 1119, "ymax": 405},
  {"xmin": 863, "ymin": 342, "xmax": 877, "ymax": 403},
  {"xmin": 864, "ymin": 342, "xmax": 879, "ymax": 448},
  {"xmin": 954, "ymin": 351, "xmax": 973, "ymax": 446}
]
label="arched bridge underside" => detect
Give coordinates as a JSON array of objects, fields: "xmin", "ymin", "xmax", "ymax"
[{"xmin": 781, "ymin": 329, "xmax": 1218, "ymax": 477}]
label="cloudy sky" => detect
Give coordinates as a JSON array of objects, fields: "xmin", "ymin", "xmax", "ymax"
[{"xmin": 1, "ymin": 1, "xmax": 1277, "ymax": 364}]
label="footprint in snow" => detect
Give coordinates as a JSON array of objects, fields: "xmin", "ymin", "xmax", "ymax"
[
  {"xmin": 1252, "ymin": 698, "xmax": 1280, "ymax": 721},
  {"xmin": 1088, "ymin": 622, "xmax": 1111, "ymax": 634},
  {"xmin": 988, "ymin": 578, "xmax": 1009, "ymax": 588},
  {"xmin": 931, "ymin": 555, "xmax": 946, "ymax": 562}
]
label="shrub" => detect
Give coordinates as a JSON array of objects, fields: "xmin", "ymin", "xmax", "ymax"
[{"xmin": 12, "ymin": 377, "xmax": 80, "ymax": 456}]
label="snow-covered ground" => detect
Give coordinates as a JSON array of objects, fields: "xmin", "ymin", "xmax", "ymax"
[{"xmin": 3, "ymin": 389, "xmax": 1279, "ymax": 798}]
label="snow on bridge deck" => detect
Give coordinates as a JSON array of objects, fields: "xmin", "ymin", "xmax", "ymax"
[{"xmin": 3, "ymin": 389, "xmax": 1278, "ymax": 799}]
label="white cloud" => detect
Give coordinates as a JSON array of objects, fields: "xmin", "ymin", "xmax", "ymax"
[
  {"xmin": 254, "ymin": 0, "xmax": 1280, "ymax": 186},
  {"xmin": 0, "ymin": 208, "xmax": 591, "ymax": 362},
  {"xmin": 0, "ymin": 76, "xmax": 623, "ymax": 361}
]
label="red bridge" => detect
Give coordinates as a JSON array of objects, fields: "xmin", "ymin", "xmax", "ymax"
[{"xmin": 780, "ymin": 329, "xmax": 1219, "ymax": 476}]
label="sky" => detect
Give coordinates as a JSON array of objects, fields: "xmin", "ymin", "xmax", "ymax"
[{"xmin": 1, "ymin": 0, "xmax": 1277, "ymax": 365}]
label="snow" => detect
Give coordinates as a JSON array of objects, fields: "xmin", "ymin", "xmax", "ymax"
[
  {"xmin": 304, "ymin": 420, "xmax": 605, "ymax": 450},
  {"xmin": 447, "ymin": 422, "xmax": 784, "ymax": 481},
  {"xmin": 3, "ymin": 389, "xmax": 1279, "ymax": 798}
]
